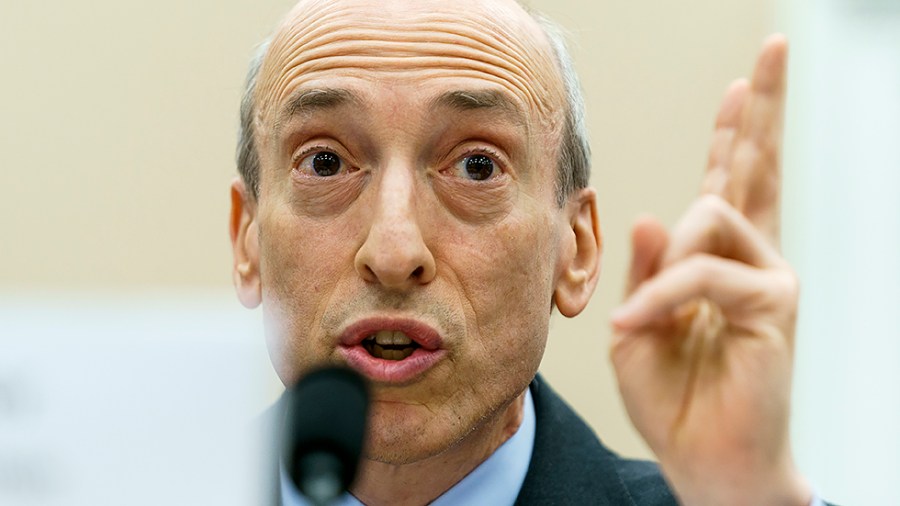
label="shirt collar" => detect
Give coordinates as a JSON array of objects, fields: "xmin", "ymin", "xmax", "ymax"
[{"xmin": 281, "ymin": 387, "xmax": 536, "ymax": 505}]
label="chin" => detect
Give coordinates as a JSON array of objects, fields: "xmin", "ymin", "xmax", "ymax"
[{"xmin": 362, "ymin": 402, "xmax": 473, "ymax": 465}]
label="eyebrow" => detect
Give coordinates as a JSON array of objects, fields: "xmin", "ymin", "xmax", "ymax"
[
  {"xmin": 275, "ymin": 87, "xmax": 361, "ymax": 132},
  {"xmin": 430, "ymin": 89, "xmax": 527, "ymax": 126}
]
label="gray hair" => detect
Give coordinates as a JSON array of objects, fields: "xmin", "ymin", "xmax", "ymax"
[
  {"xmin": 236, "ymin": 38, "xmax": 270, "ymax": 199},
  {"xmin": 530, "ymin": 13, "xmax": 591, "ymax": 206},
  {"xmin": 236, "ymin": 13, "xmax": 590, "ymax": 207}
]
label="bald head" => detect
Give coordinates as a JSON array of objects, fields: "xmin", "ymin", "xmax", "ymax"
[
  {"xmin": 236, "ymin": 0, "xmax": 590, "ymax": 205},
  {"xmin": 258, "ymin": 0, "xmax": 562, "ymax": 118}
]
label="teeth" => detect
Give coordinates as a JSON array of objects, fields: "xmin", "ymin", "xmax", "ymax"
[
  {"xmin": 369, "ymin": 343, "xmax": 416, "ymax": 361},
  {"xmin": 372, "ymin": 330, "xmax": 412, "ymax": 346},
  {"xmin": 362, "ymin": 331, "xmax": 418, "ymax": 361}
]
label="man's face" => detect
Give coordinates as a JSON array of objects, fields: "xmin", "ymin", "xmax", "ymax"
[{"xmin": 232, "ymin": 0, "xmax": 598, "ymax": 464}]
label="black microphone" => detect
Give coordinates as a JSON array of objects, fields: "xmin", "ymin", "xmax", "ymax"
[{"xmin": 281, "ymin": 366, "xmax": 369, "ymax": 506}]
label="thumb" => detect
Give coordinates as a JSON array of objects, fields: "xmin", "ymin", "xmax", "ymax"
[{"xmin": 624, "ymin": 214, "xmax": 669, "ymax": 297}]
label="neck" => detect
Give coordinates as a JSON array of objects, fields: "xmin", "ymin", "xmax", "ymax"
[{"xmin": 349, "ymin": 390, "xmax": 527, "ymax": 506}]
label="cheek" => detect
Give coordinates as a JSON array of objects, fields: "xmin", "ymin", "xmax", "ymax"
[
  {"xmin": 258, "ymin": 205, "xmax": 360, "ymax": 383},
  {"xmin": 443, "ymin": 207, "xmax": 559, "ymax": 368}
]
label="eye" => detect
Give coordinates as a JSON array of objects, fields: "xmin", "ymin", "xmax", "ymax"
[
  {"xmin": 296, "ymin": 150, "xmax": 345, "ymax": 177},
  {"xmin": 453, "ymin": 153, "xmax": 497, "ymax": 181}
]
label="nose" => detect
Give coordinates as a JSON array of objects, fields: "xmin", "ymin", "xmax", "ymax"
[{"xmin": 354, "ymin": 165, "xmax": 436, "ymax": 290}]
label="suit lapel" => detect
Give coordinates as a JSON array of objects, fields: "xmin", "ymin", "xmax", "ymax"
[{"xmin": 514, "ymin": 375, "xmax": 638, "ymax": 505}]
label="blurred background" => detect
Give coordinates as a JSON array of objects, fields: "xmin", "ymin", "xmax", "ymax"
[{"xmin": 1, "ymin": 0, "xmax": 897, "ymax": 504}]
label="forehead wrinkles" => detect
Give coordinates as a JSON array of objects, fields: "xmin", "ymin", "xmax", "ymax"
[{"xmin": 255, "ymin": 2, "xmax": 564, "ymax": 129}]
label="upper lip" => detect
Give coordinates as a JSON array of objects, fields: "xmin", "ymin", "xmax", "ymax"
[{"xmin": 338, "ymin": 317, "xmax": 444, "ymax": 351}]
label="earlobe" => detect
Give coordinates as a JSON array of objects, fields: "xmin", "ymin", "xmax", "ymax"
[
  {"xmin": 554, "ymin": 187, "xmax": 602, "ymax": 317},
  {"xmin": 229, "ymin": 177, "xmax": 262, "ymax": 308}
]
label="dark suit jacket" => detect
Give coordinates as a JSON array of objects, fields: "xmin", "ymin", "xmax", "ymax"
[{"xmin": 514, "ymin": 375, "xmax": 677, "ymax": 505}]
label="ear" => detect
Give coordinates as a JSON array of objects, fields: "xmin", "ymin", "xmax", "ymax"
[
  {"xmin": 229, "ymin": 177, "xmax": 262, "ymax": 308},
  {"xmin": 553, "ymin": 187, "xmax": 602, "ymax": 317}
]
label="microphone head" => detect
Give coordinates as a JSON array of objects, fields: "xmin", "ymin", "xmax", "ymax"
[{"xmin": 281, "ymin": 366, "xmax": 369, "ymax": 504}]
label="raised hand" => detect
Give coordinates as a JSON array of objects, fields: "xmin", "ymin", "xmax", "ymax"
[{"xmin": 610, "ymin": 35, "xmax": 812, "ymax": 506}]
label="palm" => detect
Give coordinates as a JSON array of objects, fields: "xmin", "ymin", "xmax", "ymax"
[{"xmin": 615, "ymin": 298, "xmax": 794, "ymax": 470}]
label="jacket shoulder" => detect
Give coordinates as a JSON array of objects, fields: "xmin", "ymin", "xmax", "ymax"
[
  {"xmin": 515, "ymin": 376, "xmax": 678, "ymax": 506},
  {"xmin": 616, "ymin": 458, "xmax": 679, "ymax": 506}
]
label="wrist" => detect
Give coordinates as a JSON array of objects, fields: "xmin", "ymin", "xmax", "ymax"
[{"xmin": 664, "ymin": 457, "xmax": 812, "ymax": 506}]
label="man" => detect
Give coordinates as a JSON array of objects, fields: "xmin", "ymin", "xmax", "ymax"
[{"xmin": 229, "ymin": 0, "xmax": 827, "ymax": 504}]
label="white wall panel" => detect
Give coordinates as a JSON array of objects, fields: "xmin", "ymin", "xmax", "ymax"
[{"xmin": 781, "ymin": 1, "xmax": 900, "ymax": 503}]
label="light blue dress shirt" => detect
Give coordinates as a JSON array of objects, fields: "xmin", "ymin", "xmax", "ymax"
[{"xmin": 282, "ymin": 388, "xmax": 536, "ymax": 506}]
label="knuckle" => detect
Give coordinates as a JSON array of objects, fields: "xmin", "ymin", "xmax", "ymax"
[
  {"xmin": 748, "ymin": 268, "xmax": 799, "ymax": 315},
  {"xmin": 695, "ymin": 193, "xmax": 729, "ymax": 215},
  {"xmin": 757, "ymin": 269, "xmax": 801, "ymax": 327},
  {"xmin": 683, "ymin": 196, "xmax": 731, "ymax": 254},
  {"xmin": 732, "ymin": 139, "xmax": 759, "ymax": 166},
  {"xmin": 772, "ymin": 268, "xmax": 800, "ymax": 302},
  {"xmin": 685, "ymin": 253, "xmax": 721, "ymax": 290},
  {"xmin": 693, "ymin": 194, "xmax": 735, "ymax": 233},
  {"xmin": 734, "ymin": 138, "xmax": 778, "ymax": 174}
]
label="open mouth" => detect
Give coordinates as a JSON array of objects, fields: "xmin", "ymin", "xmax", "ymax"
[
  {"xmin": 361, "ymin": 330, "xmax": 420, "ymax": 361},
  {"xmin": 339, "ymin": 319, "xmax": 445, "ymax": 382}
]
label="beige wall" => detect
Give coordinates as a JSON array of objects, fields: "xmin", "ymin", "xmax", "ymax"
[{"xmin": 0, "ymin": 0, "xmax": 773, "ymax": 459}]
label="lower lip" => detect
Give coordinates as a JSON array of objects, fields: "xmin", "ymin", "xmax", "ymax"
[{"xmin": 338, "ymin": 345, "xmax": 447, "ymax": 384}]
